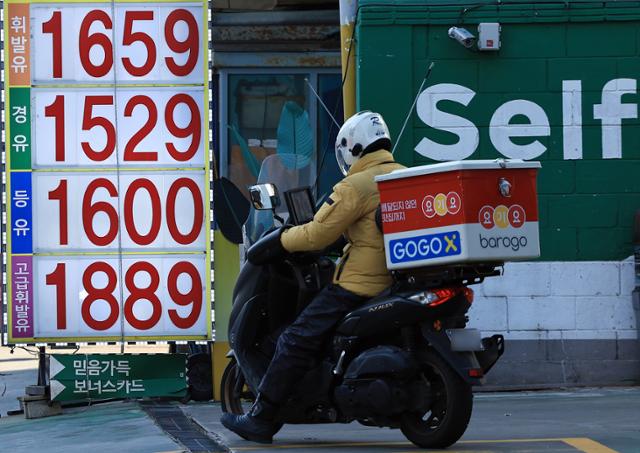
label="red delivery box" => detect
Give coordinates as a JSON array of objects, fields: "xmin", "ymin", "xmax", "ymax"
[{"xmin": 375, "ymin": 160, "xmax": 541, "ymax": 270}]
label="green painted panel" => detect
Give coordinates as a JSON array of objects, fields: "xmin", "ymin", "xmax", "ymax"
[
  {"xmin": 537, "ymin": 162, "xmax": 575, "ymax": 194},
  {"xmin": 358, "ymin": 24, "xmax": 415, "ymax": 155},
  {"xmin": 618, "ymin": 194, "xmax": 640, "ymax": 226},
  {"xmin": 576, "ymin": 160, "xmax": 640, "ymax": 193},
  {"xmin": 478, "ymin": 60, "xmax": 547, "ymax": 93},
  {"xmin": 546, "ymin": 59, "xmax": 614, "ymax": 94},
  {"xmin": 566, "ymin": 23, "xmax": 637, "ymax": 57},
  {"xmin": 548, "ymin": 195, "xmax": 618, "ymax": 228},
  {"xmin": 496, "ymin": 25, "xmax": 566, "ymax": 58},
  {"xmin": 578, "ymin": 227, "xmax": 633, "ymax": 260},
  {"xmin": 357, "ymin": 1, "xmax": 640, "ymax": 261},
  {"xmin": 412, "ymin": 59, "xmax": 479, "ymax": 92},
  {"xmin": 618, "ymin": 56, "xmax": 640, "ymax": 76},
  {"xmin": 538, "ymin": 196, "xmax": 549, "ymax": 228},
  {"xmin": 539, "ymin": 227, "xmax": 577, "ymax": 261},
  {"xmin": 358, "ymin": 0, "xmax": 640, "ymax": 24}
]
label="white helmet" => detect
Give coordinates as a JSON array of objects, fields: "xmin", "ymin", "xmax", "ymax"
[{"xmin": 335, "ymin": 111, "xmax": 391, "ymax": 176}]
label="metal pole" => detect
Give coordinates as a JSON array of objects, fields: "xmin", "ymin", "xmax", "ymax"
[
  {"xmin": 37, "ymin": 346, "xmax": 47, "ymax": 387},
  {"xmin": 339, "ymin": 0, "xmax": 357, "ymax": 121}
]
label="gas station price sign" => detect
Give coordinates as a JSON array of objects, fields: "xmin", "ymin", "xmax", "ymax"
[{"xmin": 3, "ymin": 0, "xmax": 211, "ymax": 344}]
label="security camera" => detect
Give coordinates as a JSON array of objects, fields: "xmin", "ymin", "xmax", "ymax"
[{"xmin": 448, "ymin": 27, "xmax": 476, "ymax": 48}]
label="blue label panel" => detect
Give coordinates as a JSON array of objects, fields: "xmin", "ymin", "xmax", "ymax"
[
  {"xmin": 10, "ymin": 172, "xmax": 33, "ymax": 254},
  {"xmin": 389, "ymin": 231, "xmax": 462, "ymax": 264}
]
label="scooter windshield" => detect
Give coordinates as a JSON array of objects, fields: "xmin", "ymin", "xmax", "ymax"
[{"xmin": 244, "ymin": 153, "xmax": 315, "ymax": 246}]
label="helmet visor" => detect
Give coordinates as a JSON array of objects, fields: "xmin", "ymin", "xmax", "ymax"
[{"xmin": 335, "ymin": 143, "xmax": 350, "ymax": 176}]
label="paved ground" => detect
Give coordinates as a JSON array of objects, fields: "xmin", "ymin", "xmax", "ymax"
[
  {"xmin": 0, "ymin": 347, "xmax": 40, "ymax": 416},
  {"xmin": 183, "ymin": 388, "xmax": 640, "ymax": 453},
  {"xmin": 0, "ymin": 401, "xmax": 183, "ymax": 453},
  {"xmin": 0, "ymin": 345, "xmax": 183, "ymax": 453},
  {"xmin": 2, "ymin": 345, "xmax": 639, "ymax": 453}
]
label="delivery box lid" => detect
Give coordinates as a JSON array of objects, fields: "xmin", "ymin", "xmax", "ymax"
[{"xmin": 375, "ymin": 159, "xmax": 541, "ymax": 182}]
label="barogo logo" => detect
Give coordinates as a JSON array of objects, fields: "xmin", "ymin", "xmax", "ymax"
[{"xmin": 478, "ymin": 204, "xmax": 528, "ymax": 251}]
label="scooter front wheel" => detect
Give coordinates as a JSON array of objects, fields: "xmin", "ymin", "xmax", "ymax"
[
  {"xmin": 400, "ymin": 351, "xmax": 473, "ymax": 449},
  {"xmin": 220, "ymin": 359, "xmax": 255, "ymax": 414}
]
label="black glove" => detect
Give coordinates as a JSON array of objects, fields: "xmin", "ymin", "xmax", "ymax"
[{"xmin": 247, "ymin": 226, "xmax": 288, "ymax": 265}]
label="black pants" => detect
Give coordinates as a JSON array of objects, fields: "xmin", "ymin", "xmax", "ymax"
[{"xmin": 258, "ymin": 284, "xmax": 367, "ymax": 404}]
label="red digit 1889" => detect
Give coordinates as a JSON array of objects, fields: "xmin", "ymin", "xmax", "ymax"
[{"xmin": 46, "ymin": 260, "xmax": 203, "ymax": 331}]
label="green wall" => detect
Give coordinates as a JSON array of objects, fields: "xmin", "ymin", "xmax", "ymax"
[{"xmin": 357, "ymin": 0, "xmax": 640, "ymax": 261}]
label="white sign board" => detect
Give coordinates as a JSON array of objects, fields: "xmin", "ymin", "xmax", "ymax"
[{"xmin": 4, "ymin": 0, "xmax": 211, "ymax": 344}]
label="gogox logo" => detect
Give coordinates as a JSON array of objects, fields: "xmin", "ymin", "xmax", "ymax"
[{"xmin": 389, "ymin": 231, "xmax": 462, "ymax": 264}]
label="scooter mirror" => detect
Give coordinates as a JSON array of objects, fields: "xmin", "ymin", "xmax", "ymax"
[{"xmin": 249, "ymin": 183, "xmax": 280, "ymax": 211}]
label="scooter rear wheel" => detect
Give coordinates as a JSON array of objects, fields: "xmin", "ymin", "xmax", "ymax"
[
  {"xmin": 400, "ymin": 351, "xmax": 473, "ymax": 449},
  {"xmin": 220, "ymin": 359, "xmax": 255, "ymax": 414}
]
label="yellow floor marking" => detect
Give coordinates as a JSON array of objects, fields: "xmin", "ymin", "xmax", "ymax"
[
  {"xmin": 232, "ymin": 442, "xmax": 412, "ymax": 451},
  {"xmin": 462, "ymin": 438, "xmax": 568, "ymax": 444},
  {"xmin": 562, "ymin": 438, "xmax": 620, "ymax": 453},
  {"xmin": 231, "ymin": 437, "xmax": 619, "ymax": 452}
]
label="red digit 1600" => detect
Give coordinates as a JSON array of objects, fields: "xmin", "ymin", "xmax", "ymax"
[{"xmin": 34, "ymin": 173, "xmax": 205, "ymax": 251}]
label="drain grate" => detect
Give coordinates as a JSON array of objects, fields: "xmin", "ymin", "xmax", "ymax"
[{"xmin": 141, "ymin": 402, "xmax": 227, "ymax": 453}]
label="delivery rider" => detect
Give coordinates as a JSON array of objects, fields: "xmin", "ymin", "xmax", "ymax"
[{"xmin": 221, "ymin": 111, "xmax": 405, "ymax": 443}]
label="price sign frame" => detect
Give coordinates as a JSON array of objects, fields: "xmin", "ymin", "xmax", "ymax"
[{"xmin": 2, "ymin": 0, "xmax": 212, "ymax": 345}]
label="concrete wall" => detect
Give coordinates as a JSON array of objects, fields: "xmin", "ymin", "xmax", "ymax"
[{"xmin": 468, "ymin": 258, "xmax": 639, "ymax": 387}]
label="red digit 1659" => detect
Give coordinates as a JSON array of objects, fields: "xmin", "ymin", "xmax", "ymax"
[
  {"xmin": 42, "ymin": 8, "xmax": 199, "ymax": 78},
  {"xmin": 47, "ymin": 261, "xmax": 203, "ymax": 331},
  {"xmin": 48, "ymin": 177, "xmax": 203, "ymax": 247}
]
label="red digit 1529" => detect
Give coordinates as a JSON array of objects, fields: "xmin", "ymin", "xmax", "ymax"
[
  {"xmin": 48, "ymin": 177, "xmax": 203, "ymax": 247},
  {"xmin": 46, "ymin": 260, "xmax": 203, "ymax": 331},
  {"xmin": 42, "ymin": 9, "xmax": 199, "ymax": 78},
  {"xmin": 44, "ymin": 93, "xmax": 201, "ymax": 163}
]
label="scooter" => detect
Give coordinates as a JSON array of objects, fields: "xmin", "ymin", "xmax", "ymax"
[{"xmin": 220, "ymin": 155, "xmax": 504, "ymax": 449}]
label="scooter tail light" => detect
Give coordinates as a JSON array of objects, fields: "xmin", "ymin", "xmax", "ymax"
[
  {"xmin": 429, "ymin": 288, "xmax": 458, "ymax": 307},
  {"xmin": 409, "ymin": 287, "xmax": 462, "ymax": 307}
]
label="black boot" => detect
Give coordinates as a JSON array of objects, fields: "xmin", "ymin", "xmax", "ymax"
[{"xmin": 220, "ymin": 394, "xmax": 282, "ymax": 444}]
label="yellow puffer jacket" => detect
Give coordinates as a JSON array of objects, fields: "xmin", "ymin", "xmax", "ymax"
[{"xmin": 281, "ymin": 150, "xmax": 405, "ymax": 297}]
